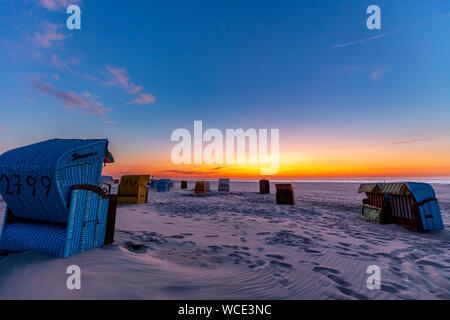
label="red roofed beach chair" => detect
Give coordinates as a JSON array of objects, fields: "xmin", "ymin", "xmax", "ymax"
[{"xmin": 275, "ymin": 183, "xmax": 295, "ymax": 205}]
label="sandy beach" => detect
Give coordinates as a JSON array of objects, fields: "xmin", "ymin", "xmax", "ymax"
[{"xmin": 0, "ymin": 181, "xmax": 448, "ymax": 300}]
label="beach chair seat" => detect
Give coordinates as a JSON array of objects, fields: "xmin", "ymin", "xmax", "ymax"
[
  {"xmin": 118, "ymin": 175, "xmax": 149, "ymax": 204},
  {"xmin": 275, "ymin": 184, "xmax": 295, "ymax": 205},
  {"xmin": 0, "ymin": 139, "xmax": 115, "ymax": 258},
  {"xmin": 218, "ymin": 179, "xmax": 230, "ymax": 192},
  {"xmin": 195, "ymin": 181, "xmax": 206, "ymax": 194},
  {"xmin": 259, "ymin": 180, "xmax": 270, "ymax": 194}
]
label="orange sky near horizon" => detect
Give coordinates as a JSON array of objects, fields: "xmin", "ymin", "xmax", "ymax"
[{"xmin": 102, "ymin": 135, "xmax": 450, "ymax": 180}]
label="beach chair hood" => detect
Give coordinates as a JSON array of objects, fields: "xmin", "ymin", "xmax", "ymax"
[{"xmin": 0, "ymin": 139, "xmax": 109, "ymax": 223}]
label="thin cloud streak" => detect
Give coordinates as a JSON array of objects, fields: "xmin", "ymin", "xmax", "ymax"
[
  {"xmin": 331, "ymin": 12, "xmax": 450, "ymax": 48},
  {"xmin": 126, "ymin": 93, "xmax": 155, "ymax": 105},
  {"xmin": 34, "ymin": 0, "xmax": 82, "ymax": 12},
  {"xmin": 34, "ymin": 23, "xmax": 66, "ymax": 47},
  {"xmin": 105, "ymin": 66, "xmax": 143, "ymax": 94},
  {"xmin": 391, "ymin": 137, "xmax": 437, "ymax": 145},
  {"xmin": 30, "ymin": 78, "xmax": 110, "ymax": 119}
]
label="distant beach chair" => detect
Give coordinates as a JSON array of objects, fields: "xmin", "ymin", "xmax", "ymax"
[
  {"xmin": 0, "ymin": 139, "xmax": 117, "ymax": 258},
  {"xmin": 259, "ymin": 179, "xmax": 270, "ymax": 194},
  {"xmin": 275, "ymin": 184, "xmax": 295, "ymax": 205},
  {"xmin": 149, "ymin": 179, "xmax": 158, "ymax": 189},
  {"xmin": 206, "ymin": 182, "xmax": 210, "ymax": 191},
  {"xmin": 358, "ymin": 183, "xmax": 391, "ymax": 224},
  {"xmin": 169, "ymin": 181, "xmax": 174, "ymax": 189},
  {"xmin": 379, "ymin": 182, "xmax": 444, "ymax": 232},
  {"xmin": 118, "ymin": 175, "xmax": 150, "ymax": 204},
  {"xmin": 195, "ymin": 181, "xmax": 207, "ymax": 194},
  {"xmin": 157, "ymin": 179, "xmax": 171, "ymax": 192},
  {"xmin": 181, "ymin": 181, "xmax": 188, "ymax": 189},
  {"xmin": 218, "ymin": 179, "xmax": 230, "ymax": 192}
]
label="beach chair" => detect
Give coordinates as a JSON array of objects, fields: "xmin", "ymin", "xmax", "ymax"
[
  {"xmin": 150, "ymin": 179, "xmax": 158, "ymax": 189},
  {"xmin": 379, "ymin": 182, "xmax": 444, "ymax": 232},
  {"xmin": 0, "ymin": 139, "xmax": 116, "ymax": 258},
  {"xmin": 206, "ymin": 182, "xmax": 210, "ymax": 192},
  {"xmin": 358, "ymin": 183, "xmax": 392, "ymax": 224},
  {"xmin": 195, "ymin": 181, "xmax": 207, "ymax": 194},
  {"xmin": 259, "ymin": 179, "xmax": 270, "ymax": 194},
  {"xmin": 218, "ymin": 179, "xmax": 230, "ymax": 192},
  {"xmin": 275, "ymin": 184, "xmax": 295, "ymax": 205},
  {"xmin": 181, "ymin": 181, "xmax": 188, "ymax": 189},
  {"xmin": 118, "ymin": 175, "xmax": 149, "ymax": 204},
  {"xmin": 157, "ymin": 179, "xmax": 170, "ymax": 192}
]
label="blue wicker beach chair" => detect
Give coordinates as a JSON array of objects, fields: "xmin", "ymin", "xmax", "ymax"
[
  {"xmin": 150, "ymin": 179, "xmax": 158, "ymax": 189},
  {"xmin": 379, "ymin": 182, "xmax": 444, "ymax": 232},
  {"xmin": 157, "ymin": 179, "xmax": 170, "ymax": 192},
  {"xmin": 0, "ymin": 139, "xmax": 115, "ymax": 258}
]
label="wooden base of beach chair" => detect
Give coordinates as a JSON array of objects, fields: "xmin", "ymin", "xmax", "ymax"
[
  {"xmin": 117, "ymin": 194, "xmax": 147, "ymax": 204},
  {"xmin": 104, "ymin": 194, "xmax": 118, "ymax": 246},
  {"xmin": 276, "ymin": 190, "xmax": 295, "ymax": 205}
]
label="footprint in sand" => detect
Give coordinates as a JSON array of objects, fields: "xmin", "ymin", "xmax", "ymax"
[
  {"xmin": 337, "ymin": 251, "xmax": 359, "ymax": 257},
  {"xmin": 124, "ymin": 242, "xmax": 147, "ymax": 254},
  {"xmin": 312, "ymin": 267, "xmax": 340, "ymax": 275},
  {"xmin": 270, "ymin": 260, "xmax": 293, "ymax": 269},
  {"xmin": 265, "ymin": 254, "xmax": 284, "ymax": 260},
  {"xmin": 304, "ymin": 249, "xmax": 321, "ymax": 254}
]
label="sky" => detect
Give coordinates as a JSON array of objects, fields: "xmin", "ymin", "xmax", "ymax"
[{"xmin": 0, "ymin": 0, "xmax": 449, "ymax": 179}]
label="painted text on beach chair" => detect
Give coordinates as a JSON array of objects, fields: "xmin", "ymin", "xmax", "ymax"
[
  {"xmin": 275, "ymin": 184, "xmax": 295, "ymax": 205},
  {"xmin": 259, "ymin": 180, "xmax": 270, "ymax": 194},
  {"xmin": 218, "ymin": 179, "xmax": 230, "ymax": 192},
  {"xmin": 358, "ymin": 183, "xmax": 391, "ymax": 224},
  {"xmin": 0, "ymin": 139, "xmax": 115, "ymax": 258},
  {"xmin": 379, "ymin": 182, "xmax": 444, "ymax": 232},
  {"xmin": 118, "ymin": 175, "xmax": 149, "ymax": 204}
]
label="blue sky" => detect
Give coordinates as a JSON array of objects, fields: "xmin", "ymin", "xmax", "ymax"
[{"xmin": 0, "ymin": 0, "xmax": 449, "ymax": 177}]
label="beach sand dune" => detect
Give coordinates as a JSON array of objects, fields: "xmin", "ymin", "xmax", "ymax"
[{"xmin": 0, "ymin": 182, "xmax": 449, "ymax": 299}]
